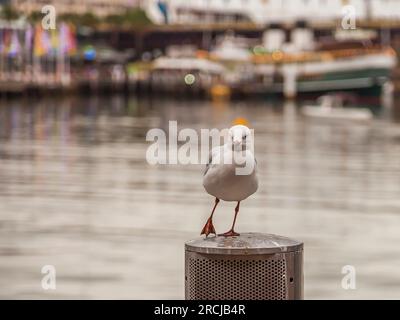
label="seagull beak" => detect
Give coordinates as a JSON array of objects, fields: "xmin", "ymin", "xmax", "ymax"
[{"xmin": 233, "ymin": 139, "xmax": 241, "ymax": 147}]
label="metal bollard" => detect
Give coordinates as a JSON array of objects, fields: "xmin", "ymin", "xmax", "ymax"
[{"xmin": 185, "ymin": 233, "xmax": 303, "ymax": 300}]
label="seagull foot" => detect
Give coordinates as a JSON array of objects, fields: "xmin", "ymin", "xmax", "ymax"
[
  {"xmin": 218, "ymin": 230, "xmax": 240, "ymax": 237},
  {"xmin": 200, "ymin": 218, "xmax": 216, "ymax": 237}
]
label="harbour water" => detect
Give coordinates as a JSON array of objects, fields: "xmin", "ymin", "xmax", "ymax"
[{"xmin": 0, "ymin": 95, "xmax": 400, "ymax": 299}]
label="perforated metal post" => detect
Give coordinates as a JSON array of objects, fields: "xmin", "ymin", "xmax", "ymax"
[{"xmin": 185, "ymin": 233, "xmax": 303, "ymax": 300}]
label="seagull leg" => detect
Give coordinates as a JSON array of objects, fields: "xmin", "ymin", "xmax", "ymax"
[
  {"xmin": 201, "ymin": 198, "xmax": 219, "ymax": 237},
  {"xmin": 219, "ymin": 201, "xmax": 240, "ymax": 237}
]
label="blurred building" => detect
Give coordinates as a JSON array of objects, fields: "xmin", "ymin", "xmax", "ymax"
[
  {"xmin": 10, "ymin": 0, "xmax": 141, "ymax": 17},
  {"xmin": 145, "ymin": 0, "xmax": 400, "ymax": 25}
]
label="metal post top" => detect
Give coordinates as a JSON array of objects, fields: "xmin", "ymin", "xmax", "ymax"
[{"xmin": 185, "ymin": 233, "xmax": 303, "ymax": 255}]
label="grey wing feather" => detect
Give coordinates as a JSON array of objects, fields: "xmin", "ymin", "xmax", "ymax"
[
  {"xmin": 204, "ymin": 152, "xmax": 212, "ymax": 176},
  {"xmin": 204, "ymin": 146, "xmax": 220, "ymax": 176}
]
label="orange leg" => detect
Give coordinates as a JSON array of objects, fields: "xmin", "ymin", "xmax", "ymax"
[
  {"xmin": 219, "ymin": 201, "xmax": 240, "ymax": 237},
  {"xmin": 201, "ymin": 198, "xmax": 219, "ymax": 237}
]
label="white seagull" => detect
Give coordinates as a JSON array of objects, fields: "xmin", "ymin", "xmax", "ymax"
[{"xmin": 201, "ymin": 124, "xmax": 258, "ymax": 237}]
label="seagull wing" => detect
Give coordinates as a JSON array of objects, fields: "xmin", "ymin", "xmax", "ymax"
[{"xmin": 204, "ymin": 145, "xmax": 223, "ymax": 176}]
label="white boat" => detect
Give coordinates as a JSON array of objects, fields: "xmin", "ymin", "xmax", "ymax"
[
  {"xmin": 302, "ymin": 94, "xmax": 373, "ymax": 122},
  {"xmin": 210, "ymin": 33, "xmax": 253, "ymax": 62}
]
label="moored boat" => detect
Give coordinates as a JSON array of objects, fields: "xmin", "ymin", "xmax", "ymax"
[{"xmin": 302, "ymin": 94, "xmax": 373, "ymax": 122}]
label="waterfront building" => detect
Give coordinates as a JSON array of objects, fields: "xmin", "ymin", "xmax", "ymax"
[
  {"xmin": 10, "ymin": 0, "xmax": 141, "ymax": 17},
  {"xmin": 144, "ymin": 0, "xmax": 400, "ymax": 25}
]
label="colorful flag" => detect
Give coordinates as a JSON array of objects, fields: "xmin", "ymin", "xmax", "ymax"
[
  {"xmin": 34, "ymin": 24, "xmax": 51, "ymax": 57},
  {"xmin": 41, "ymin": 27, "xmax": 51, "ymax": 55},
  {"xmin": 25, "ymin": 24, "xmax": 33, "ymax": 53},
  {"xmin": 50, "ymin": 28, "xmax": 58, "ymax": 56},
  {"xmin": 58, "ymin": 23, "xmax": 77, "ymax": 56},
  {"xmin": 8, "ymin": 30, "xmax": 21, "ymax": 57},
  {"xmin": 58, "ymin": 23, "xmax": 68, "ymax": 55},
  {"xmin": 67, "ymin": 24, "xmax": 77, "ymax": 56},
  {"xmin": 34, "ymin": 24, "xmax": 44, "ymax": 57},
  {"xmin": 3, "ymin": 29, "xmax": 11, "ymax": 55}
]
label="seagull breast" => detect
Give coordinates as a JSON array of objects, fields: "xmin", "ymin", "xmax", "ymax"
[{"xmin": 203, "ymin": 144, "xmax": 258, "ymax": 202}]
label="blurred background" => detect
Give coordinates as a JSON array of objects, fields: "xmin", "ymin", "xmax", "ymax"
[{"xmin": 0, "ymin": 0, "xmax": 400, "ymax": 299}]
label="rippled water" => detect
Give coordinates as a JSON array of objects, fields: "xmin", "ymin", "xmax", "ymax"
[{"xmin": 0, "ymin": 95, "xmax": 400, "ymax": 299}]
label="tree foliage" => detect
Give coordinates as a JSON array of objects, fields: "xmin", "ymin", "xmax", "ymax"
[
  {"xmin": 1, "ymin": 5, "xmax": 153, "ymax": 29},
  {"xmin": 105, "ymin": 9, "xmax": 153, "ymax": 27},
  {"xmin": 1, "ymin": 4, "xmax": 19, "ymax": 20}
]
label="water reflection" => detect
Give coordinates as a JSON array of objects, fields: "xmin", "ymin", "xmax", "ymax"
[{"xmin": 0, "ymin": 95, "xmax": 400, "ymax": 299}]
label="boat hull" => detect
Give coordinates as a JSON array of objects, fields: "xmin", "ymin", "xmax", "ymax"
[
  {"xmin": 302, "ymin": 106, "xmax": 373, "ymax": 122},
  {"xmin": 244, "ymin": 52, "xmax": 397, "ymax": 97}
]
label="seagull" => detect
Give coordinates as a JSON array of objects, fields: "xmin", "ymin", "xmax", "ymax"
[{"xmin": 201, "ymin": 124, "xmax": 258, "ymax": 237}]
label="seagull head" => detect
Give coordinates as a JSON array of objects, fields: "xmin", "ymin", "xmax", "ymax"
[{"xmin": 228, "ymin": 125, "xmax": 252, "ymax": 151}]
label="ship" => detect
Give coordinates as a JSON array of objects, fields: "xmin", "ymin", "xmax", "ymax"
[
  {"xmin": 140, "ymin": 25, "xmax": 397, "ymax": 98},
  {"xmin": 207, "ymin": 27, "xmax": 397, "ymax": 98},
  {"xmin": 245, "ymin": 37, "xmax": 397, "ymax": 97}
]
